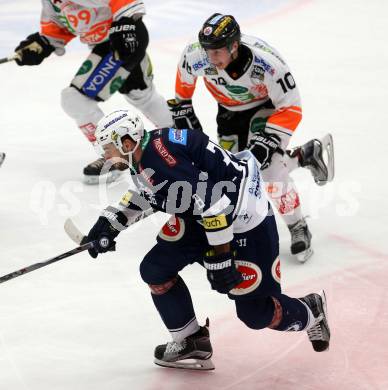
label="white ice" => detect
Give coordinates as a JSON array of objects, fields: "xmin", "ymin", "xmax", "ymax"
[{"xmin": 1, "ymin": 1, "xmax": 388, "ymax": 389}]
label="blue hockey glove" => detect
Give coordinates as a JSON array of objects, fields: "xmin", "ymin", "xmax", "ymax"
[
  {"xmin": 86, "ymin": 208, "xmax": 128, "ymax": 258},
  {"xmin": 203, "ymin": 251, "xmax": 243, "ymax": 294}
]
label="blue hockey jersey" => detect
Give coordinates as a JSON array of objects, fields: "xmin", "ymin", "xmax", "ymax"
[{"xmin": 117, "ymin": 128, "xmax": 268, "ymax": 246}]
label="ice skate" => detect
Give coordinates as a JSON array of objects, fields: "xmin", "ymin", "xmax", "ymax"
[
  {"xmin": 154, "ymin": 319, "xmax": 214, "ymax": 370},
  {"xmin": 83, "ymin": 157, "xmax": 127, "ymax": 185},
  {"xmin": 288, "ymin": 218, "xmax": 313, "ymax": 263},
  {"xmin": 290, "ymin": 133, "xmax": 335, "ymax": 186},
  {"xmin": 300, "ymin": 290, "xmax": 330, "ymax": 352},
  {"xmin": 0, "ymin": 152, "xmax": 5, "ymax": 167}
]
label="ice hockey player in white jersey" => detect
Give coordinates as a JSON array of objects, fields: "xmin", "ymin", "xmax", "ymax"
[
  {"xmin": 13, "ymin": 0, "xmax": 172, "ymax": 184},
  {"xmin": 168, "ymin": 13, "xmax": 334, "ymax": 262}
]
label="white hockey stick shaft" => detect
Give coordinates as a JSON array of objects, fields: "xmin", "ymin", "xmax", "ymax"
[{"xmin": 64, "ymin": 208, "xmax": 156, "ymax": 245}]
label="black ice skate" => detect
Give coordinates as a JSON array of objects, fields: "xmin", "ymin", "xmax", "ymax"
[
  {"xmin": 300, "ymin": 290, "xmax": 330, "ymax": 352},
  {"xmin": 154, "ymin": 319, "xmax": 214, "ymax": 370},
  {"xmin": 288, "ymin": 218, "xmax": 313, "ymax": 263},
  {"xmin": 83, "ymin": 157, "xmax": 127, "ymax": 184},
  {"xmin": 0, "ymin": 152, "xmax": 5, "ymax": 167},
  {"xmin": 290, "ymin": 133, "xmax": 334, "ymax": 186}
]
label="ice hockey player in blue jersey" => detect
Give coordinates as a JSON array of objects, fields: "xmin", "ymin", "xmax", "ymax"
[{"xmin": 85, "ymin": 109, "xmax": 330, "ymax": 370}]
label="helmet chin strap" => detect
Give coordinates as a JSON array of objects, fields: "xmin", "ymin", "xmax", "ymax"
[{"xmin": 119, "ymin": 140, "xmax": 141, "ymax": 166}]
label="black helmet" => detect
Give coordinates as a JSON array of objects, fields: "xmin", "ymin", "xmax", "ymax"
[{"xmin": 198, "ymin": 13, "xmax": 241, "ymax": 50}]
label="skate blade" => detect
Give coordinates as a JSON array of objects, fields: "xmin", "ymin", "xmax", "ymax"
[
  {"xmin": 154, "ymin": 357, "xmax": 215, "ymax": 371},
  {"xmin": 317, "ymin": 133, "xmax": 335, "ymax": 186},
  {"xmin": 317, "ymin": 289, "xmax": 330, "ymax": 351},
  {"xmin": 296, "ymin": 247, "xmax": 314, "ymax": 263},
  {"xmin": 83, "ymin": 170, "xmax": 122, "ymax": 185}
]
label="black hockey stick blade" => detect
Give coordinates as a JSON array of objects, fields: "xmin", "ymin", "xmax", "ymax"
[{"xmin": 0, "ymin": 242, "xmax": 93, "ymax": 284}]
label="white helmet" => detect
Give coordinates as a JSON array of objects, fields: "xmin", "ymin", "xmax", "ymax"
[{"xmin": 95, "ymin": 110, "xmax": 145, "ymax": 156}]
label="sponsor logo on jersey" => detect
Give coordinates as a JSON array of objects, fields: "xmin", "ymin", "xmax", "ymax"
[
  {"xmin": 225, "ymin": 85, "xmax": 248, "ymax": 94},
  {"xmin": 82, "ymin": 53, "xmax": 122, "ymax": 98},
  {"xmin": 202, "ymin": 215, "xmax": 228, "ymax": 230},
  {"xmin": 251, "ymin": 65, "xmax": 265, "ymax": 80},
  {"xmin": 248, "ymin": 172, "xmax": 261, "ymax": 198},
  {"xmin": 254, "ymin": 56, "xmax": 275, "ymax": 75},
  {"xmin": 238, "ymin": 212, "xmax": 253, "ymax": 224},
  {"xmin": 278, "ymin": 189, "xmax": 300, "ymax": 214},
  {"xmin": 219, "ymin": 139, "xmax": 236, "ymax": 151},
  {"xmin": 271, "ymin": 258, "xmax": 281, "ymax": 283},
  {"xmin": 168, "ymin": 129, "xmax": 187, "ymax": 145},
  {"xmin": 224, "ymin": 85, "xmax": 255, "ymax": 101},
  {"xmin": 119, "ymin": 191, "xmax": 133, "ymax": 207},
  {"xmin": 152, "ymin": 138, "xmax": 177, "ymax": 167},
  {"xmin": 250, "ymin": 84, "xmax": 268, "ymax": 98},
  {"xmin": 187, "ymin": 42, "xmax": 201, "ymax": 53},
  {"xmin": 266, "ymin": 183, "xmax": 279, "ymax": 194},
  {"xmin": 158, "ymin": 216, "xmax": 185, "ymax": 242},
  {"xmin": 230, "ymin": 261, "xmax": 262, "ymax": 295},
  {"xmin": 192, "ymin": 58, "xmax": 209, "ymax": 71},
  {"xmin": 204, "ymin": 66, "xmax": 218, "ymax": 75},
  {"xmin": 254, "ymin": 42, "xmax": 286, "ymax": 65}
]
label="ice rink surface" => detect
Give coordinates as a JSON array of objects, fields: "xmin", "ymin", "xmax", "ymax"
[{"xmin": 1, "ymin": 0, "xmax": 388, "ymax": 389}]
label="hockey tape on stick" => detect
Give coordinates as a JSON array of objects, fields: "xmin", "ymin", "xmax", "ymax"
[
  {"xmin": 64, "ymin": 208, "xmax": 157, "ymax": 245},
  {"xmin": 0, "ymin": 54, "xmax": 20, "ymax": 65}
]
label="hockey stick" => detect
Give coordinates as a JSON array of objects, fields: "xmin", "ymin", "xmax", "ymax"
[
  {"xmin": 64, "ymin": 207, "xmax": 156, "ymax": 245},
  {"xmin": 0, "ymin": 152, "xmax": 5, "ymax": 167},
  {"xmin": 0, "ymin": 54, "xmax": 19, "ymax": 65},
  {"xmin": 0, "ymin": 242, "xmax": 93, "ymax": 284}
]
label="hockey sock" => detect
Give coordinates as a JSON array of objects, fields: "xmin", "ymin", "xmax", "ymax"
[
  {"xmin": 151, "ymin": 276, "xmax": 199, "ymax": 342},
  {"xmin": 270, "ymin": 293, "xmax": 311, "ymax": 331}
]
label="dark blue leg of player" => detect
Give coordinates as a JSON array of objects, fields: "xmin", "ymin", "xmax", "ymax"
[
  {"xmin": 139, "ymin": 217, "xmax": 208, "ymax": 341},
  {"xmin": 235, "ymin": 294, "xmax": 311, "ymax": 331},
  {"xmin": 230, "ymin": 213, "xmax": 312, "ymax": 332}
]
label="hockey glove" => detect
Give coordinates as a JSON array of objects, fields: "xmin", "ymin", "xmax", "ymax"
[
  {"xmin": 15, "ymin": 33, "xmax": 55, "ymax": 66},
  {"xmin": 167, "ymin": 99, "xmax": 203, "ymax": 131},
  {"xmin": 248, "ymin": 130, "xmax": 281, "ymax": 169},
  {"xmin": 109, "ymin": 17, "xmax": 148, "ymax": 62},
  {"xmin": 204, "ymin": 251, "xmax": 243, "ymax": 294},
  {"xmin": 85, "ymin": 207, "xmax": 128, "ymax": 258}
]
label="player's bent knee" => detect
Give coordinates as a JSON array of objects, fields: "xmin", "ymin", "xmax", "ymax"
[
  {"xmin": 139, "ymin": 256, "xmax": 176, "ymax": 285},
  {"xmin": 148, "ymin": 277, "xmax": 178, "ymax": 295},
  {"xmin": 236, "ymin": 296, "xmax": 275, "ymax": 330},
  {"xmin": 60, "ymin": 86, "xmax": 97, "ymax": 118}
]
